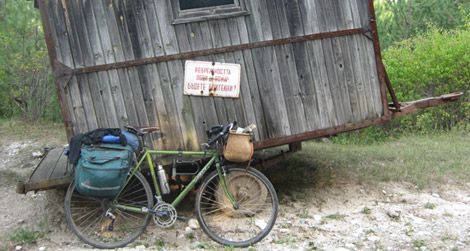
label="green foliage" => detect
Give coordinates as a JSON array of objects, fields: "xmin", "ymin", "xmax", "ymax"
[
  {"xmin": 376, "ymin": 0, "xmax": 470, "ymax": 48},
  {"xmin": 0, "ymin": 0, "xmax": 60, "ymax": 121},
  {"xmin": 384, "ymin": 25, "xmax": 470, "ymax": 131},
  {"xmin": 9, "ymin": 227, "xmax": 45, "ymax": 245}
]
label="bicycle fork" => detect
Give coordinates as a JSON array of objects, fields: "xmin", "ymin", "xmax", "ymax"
[{"xmin": 216, "ymin": 162, "xmax": 239, "ymax": 210}]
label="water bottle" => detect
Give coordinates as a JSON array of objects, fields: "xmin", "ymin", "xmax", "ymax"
[{"xmin": 157, "ymin": 165, "xmax": 171, "ymax": 195}]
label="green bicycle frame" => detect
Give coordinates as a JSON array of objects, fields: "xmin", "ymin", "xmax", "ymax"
[{"xmin": 113, "ymin": 148, "xmax": 238, "ymax": 214}]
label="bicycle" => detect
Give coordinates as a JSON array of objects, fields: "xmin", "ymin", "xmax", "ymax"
[{"xmin": 64, "ymin": 122, "xmax": 279, "ymax": 249}]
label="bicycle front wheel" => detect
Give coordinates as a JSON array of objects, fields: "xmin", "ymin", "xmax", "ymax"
[
  {"xmin": 64, "ymin": 172, "xmax": 153, "ymax": 249},
  {"xmin": 195, "ymin": 167, "xmax": 278, "ymax": 247}
]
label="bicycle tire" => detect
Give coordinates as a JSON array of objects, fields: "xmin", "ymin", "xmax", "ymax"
[
  {"xmin": 64, "ymin": 172, "xmax": 153, "ymax": 249},
  {"xmin": 195, "ymin": 167, "xmax": 278, "ymax": 247}
]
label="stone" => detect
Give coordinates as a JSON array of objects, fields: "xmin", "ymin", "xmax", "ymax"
[
  {"xmin": 431, "ymin": 193, "xmax": 440, "ymax": 198},
  {"xmin": 255, "ymin": 219, "xmax": 267, "ymax": 230},
  {"xmin": 32, "ymin": 151, "xmax": 43, "ymax": 158},
  {"xmin": 188, "ymin": 219, "xmax": 199, "ymax": 230},
  {"xmin": 135, "ymin": 245, "xmax": 146, "ymax": 251},
  {"xmin": 15, "ymin": 246, "xmax": 22, "ymax": 251},
  {"xmin": 367, "ymin": 236, "xmax": 380, "ymax": 242},
  {"xmin": 386, "ymin": 208, "xmax": 401, "ymax": 220},
  {"xmin": 38, "ymin": 247, "xmax": 46, "ymax": 251},
  {"xmin": 313, "ymin": 215, "xmax": 322, "ymax": 222}
]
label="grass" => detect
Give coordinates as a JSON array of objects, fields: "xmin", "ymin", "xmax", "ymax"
[
  {"xmin": 424, "ymin": 202, "xmax": 437, "ymax": 209},
  {"xmin": 325, "ymin": 213, "xmax": 346, "ymax": 221},
  {"xmin": 9, "ymin": 227, "xmax": 45, "ymax": 245},
  {"xmin": 268, "ymin": 130, "xmax": 470, "ymax": 189},
  {"xmin": 0, "ymin": 118, "xmax": 66, "ymax": 143},
  {"xmin": 412, "ymin": 239, "xmax": 427, "ymax": 249}
]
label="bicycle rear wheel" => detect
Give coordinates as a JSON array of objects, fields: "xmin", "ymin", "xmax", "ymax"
[
  {"xmin": 195, "ymin": 167, "xmax": 278, "ymax": 247},
  {"xmin": 64, "ymin": 172, "xmax": 153, "ymax": 249}
]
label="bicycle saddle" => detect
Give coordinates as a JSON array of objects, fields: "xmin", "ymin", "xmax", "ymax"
[{"xmin": 125, "ymin": 126, "xmax": 160, "ymax": 136}]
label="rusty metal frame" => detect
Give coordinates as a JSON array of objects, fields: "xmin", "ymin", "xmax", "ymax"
[
  {"xmin": 254, "ymin": 117, "xmax": 389, "ymax": 149},
  {"xmin": 54, "ymin": 27, "xmax": 367, "ymax": 77}
]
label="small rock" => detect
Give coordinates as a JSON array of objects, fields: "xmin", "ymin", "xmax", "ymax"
[
  {"xmin": 38, "ymin": 247, "xmax": 46, "ymax": 251},
  {"xmin": 185, "ymin": 226, "xmax": 193, "ymax": 233},
  {"xmin": 313, "ymin": 214, "xmax": 322, "ymax": 222},
  {"xmin": 15, "ymin": 246, "xmax": 22, "ymax": 251},
  {"xmin": 255, "ymin": 219, "xmax": 267, "ymax": 230},
  {"xmin": 386, "ymin": 208, "xmax": 401, "ymax": 220},
  {"xmin": 382, "ymin": 190, "xmax": 387, "ymax": 195},
  {"xmin": 32, "ymin": 151, "xmax": 43, "ymax": 158},
  {"xmin": 432, "ymin": 193, "xmax": 440, "ymax": 198},
  {"xmin": 419, "ymin": 246, "xmax": 427, "ymax": 251},
  {"xmin": 367, "ymin": 235, "xmax": 380, "ymax": 242},
  {"xmin": 17, "ymin": 219, "xmax": 25, "ymax": 224},
  {"xmin": 188, "ymin": 219, "xmax": 199, "ymax": 230},
  {"xmin": 280, "ymin": 228, "xmax": 290, "ymax": 233},
  {"xmin": 345, "ymin": 243, "xmax": 356, "ymax": 249},
  {"xmin": 135, "ymin": 245, "xmax": 146, "ymax": 251},
  {"xmin": 334, "ymin": 248, "xmax": 351, "ymax": 251}
]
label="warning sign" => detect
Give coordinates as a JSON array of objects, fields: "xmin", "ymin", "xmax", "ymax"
[{"xmin": 183, "ymin": 60, "xmax": 241, "ymax": 98}]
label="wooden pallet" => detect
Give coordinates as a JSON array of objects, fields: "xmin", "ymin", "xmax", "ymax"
[{"xmin": 16, "ymin": 148, "xmax": 72, "ymax": 194}]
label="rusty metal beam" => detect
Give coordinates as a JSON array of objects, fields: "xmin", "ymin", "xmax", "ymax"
[
  {"xmin": 55, "ymin": 28, "xmax": 367, "ymax": 77},
  {"xmin": 368, "ymin": 0, "xmax": 401, "ymax": 112},
  {"xmin": 391, "ymin": 92, "xmax": 464, "ymax": 119},
  {"xmin": 253, "ymin": 117, "xmax": 390, "ymax": 149}
]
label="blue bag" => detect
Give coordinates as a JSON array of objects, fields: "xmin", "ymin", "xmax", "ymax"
[{"xmin": 74, "ymin": 144, "xmax": 134, "ymax": 198}]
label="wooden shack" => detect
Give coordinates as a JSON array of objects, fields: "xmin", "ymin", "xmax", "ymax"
[
  {"xmin": 36, "ymin": 0, "xmax": 461, "ymax": 151},
  {"xmin": 19, "ymin": 0, "xmax": 461, "ymax": 194},
  {"xmin": 34, "ymin": 0, "xmax": 392, "ymax": 150}
]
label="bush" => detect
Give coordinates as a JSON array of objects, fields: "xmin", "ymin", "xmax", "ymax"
[{"xmin": 384, "ymin": 24, "xmax": 470, "ymax": 132}]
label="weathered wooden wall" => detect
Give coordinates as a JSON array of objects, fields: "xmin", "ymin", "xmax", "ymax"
[{"xmin": 41, "ymin": 0, "xmax": 385, "ymax": 150}]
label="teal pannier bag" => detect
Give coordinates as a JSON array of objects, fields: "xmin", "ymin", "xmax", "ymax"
[{"xmin": 74, "ymin": 144, "xmax": 134, "ymax": 198}]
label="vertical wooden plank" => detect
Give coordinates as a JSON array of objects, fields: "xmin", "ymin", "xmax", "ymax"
[
  {"xmin": 271, "ymin": 0, "xmax": 308, "ymax": 134},
  {"xmin": 84, "ymin": 0, "xmax": 121, "ymax": 127},
  {"xmin": 104, "ymin": 0, "xmax": 140, "ymax": 125},
  {"xmin": 153, "ymin": 0, "xmax": 198, "ymax": 149},
  {"xmin": 344, "ymin": 0, "xmax": 371, "ymax": 120},
  {"xmin": 331, "ymin": 0, "xmax": 360, "ymax": 122},
  {"xmin": 174, "ymin": 23, "xmax": 208, "ymax": 145},
  {"xmin": 51, "ymin": 1, "xmax": 92, "ymax": 133},
  {"xmin": 227, "ymin": 17, "xmax": 259, "ymax": 137},
  {"xmin": 356, "ymin": 0, "xmax": 384, "ymax": 117},
  {"xmin": 119, "ymin": 1, "xmax": 151, "ymax": 129},
  {"xmin": 54, "ymin": 0, "xmax": 82, "ymax": 135},
  {"xmin": 68, "ymin": 0, "xmax": 105, "ymax": 129},
  {"xmin": 94, "ymin": 0, "xmax": 130, "ymax": 126},
  {"xmin": 315, "ymin": 1, "xmax": 348, "ymax": 125},
  {"xmin": 218, "ymin": 19, "xmax": 248, "ymax": 126},
  {"xmin": 297, "ymin": 0, "xmax": 332, "ymax": 129},
  {"xmin": 245, "ymin": 0, "xmax": 291, "ymax": 137}
]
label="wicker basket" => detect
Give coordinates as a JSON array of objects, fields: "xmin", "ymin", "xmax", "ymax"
[{"xmin": 223, "ymin": 132, "xmax": 254, "ymax": 163}]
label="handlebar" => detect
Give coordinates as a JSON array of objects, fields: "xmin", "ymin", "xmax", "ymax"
[{"xmin": 205, "ymin": 122, "xmax": 237, "ymax": 148}]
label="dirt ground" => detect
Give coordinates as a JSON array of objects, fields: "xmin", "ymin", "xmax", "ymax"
[{"xmin": 0, "ymin": 137, "xmax": 469, "ymax": 251}]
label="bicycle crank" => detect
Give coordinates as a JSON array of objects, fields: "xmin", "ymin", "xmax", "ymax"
[{"xmin": 152, "ymin": 202, "xmax": 177, "ymax": 228}]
